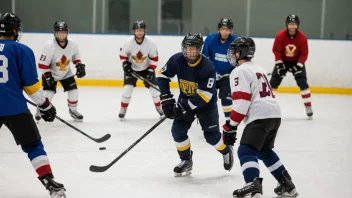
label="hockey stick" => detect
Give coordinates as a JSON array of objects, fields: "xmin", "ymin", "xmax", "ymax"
[
  {"xmin": 89, "ymin": 116, "xmax": 167, "ymax": 172},
  {"xmin": 130, "ymin": 71, "xmax": 161, "ymax": 92},
  {"xmin": 26, "ymin": 99, "xmax": 111, "ymax": 143}
]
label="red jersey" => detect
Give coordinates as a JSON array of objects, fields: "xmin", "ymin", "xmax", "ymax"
[{"xmin": 272, "ymin": 29, "xmax": 308, "ymax": 67}]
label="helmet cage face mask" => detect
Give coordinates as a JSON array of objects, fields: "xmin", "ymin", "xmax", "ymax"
[{"xmin": 182, "ymin": 44, "xmax": 202, "ymax": 64}]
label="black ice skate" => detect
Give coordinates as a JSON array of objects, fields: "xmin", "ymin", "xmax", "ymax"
[
  {"xmin": 119, "ymin": 107, "xmax": 128, "ymax": 120},
  {"xmin": 174, "ymin": 151, "xmax": 193, "ymax": 177},
  {"xmin": 38, "ymin": 173, "xmax": 66, "ymax": 198},
  {"xmin": 223, "ymin": 145, "xmax": 234, "ymax": 171},
  {"xmin": 35, "ymin": 107, "xmax": 41, "ymax": 122},
  {"xmin": 274, "ymin": 170, "xmax": 298, "ymax": 197},
  {"xmin": 233, "ymin": 177, "xmax": 263, "ymax": 198},
  {"xmin": 155, "ymin": 106, "xmax": 164, "ymax": 118},
  {"xmin": 69, "ymin": 109, "xmax": 83, "ymax": 121},
  {"xmin": 305, "ymin": 106, "xmax": 313, "ymax": 119}
]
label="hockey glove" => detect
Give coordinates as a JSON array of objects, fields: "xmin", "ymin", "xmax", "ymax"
[
  {"xmin": 44, "ymin": 72, "xmax": 55, "ymax": 88},
  {"xmin": 38, "ymin": 98, "xmax": 56, "ymax": 122},
  {"xmin": 122, "ymin": 61, "xmax": 132, "ymax": 73},
  {"xmin": 222, "ymin": 121, "xmax": 237, "ymax": 146},
  {"xmin": 146, "ymin": 68, "xmax": 155, "ymax": 81},
  {"xmin": 174, "ymin": 107, "xmax": 195, "ymax": 122},
  {"xmin": 292, "ymin": 64, "xmax": 303, "ymax": 76},
  {"xmin": 275, "ymin": 63, "xmax": 286, "ymax": 78},
  {"xmin": 76, "ymin": 63, "xmax": 86, "ymax": 78},
  {"xmin": 160, "ymin": 93, "xmax": 176, "ymax": 119}
]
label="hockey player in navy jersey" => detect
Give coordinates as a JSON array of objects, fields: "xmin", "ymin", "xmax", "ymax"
[
  {"xmin": 203, "ymin": 18, "xmax": 238, "ymax": 120},
  {"xmin": 223, "ymin": 37, "xmax": 298, "ymax": 197},
  {"xmin": 157, "ymin": 33, "xmax": 234, "ymax": 176},
  {"xmin": 0, "ymin": 13, "xmax": 66, "ymax": 198}
]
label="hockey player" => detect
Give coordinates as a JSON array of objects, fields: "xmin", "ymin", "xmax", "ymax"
[
  {"xmin": 0, "ymin": 13, "xmax": 66, "ymax": 197},
  {"xmin": 270, "ymin": 14, "xmax": 313, "ymax": 118},
  {"xmin": 223, "ymin": 37, "xmax": 298, "ymax": 197},
  {"xmin": 36, "ymin": 21, "xmax": 86, "ymax": 122},
  {"xmin": 203, "ymin": 18, "xmax": 238, "ymax": 120},
  {"xmin": 118, "ymin": 20, "xmax": 163, "ymax": 119},
  {"xmin": 157, "ymin": 33, "xmax": 234, "ymax": 176}
]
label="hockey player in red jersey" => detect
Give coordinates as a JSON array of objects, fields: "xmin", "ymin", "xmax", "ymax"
[
  {"xmin": 270, "ymin": 14, "xmax": 313, "ymax": 118},
  {"xmin": 118, "ymin": 20, "xmax": 163, "ymax": 119},
  {"xmin": 223, "ymin": 37, "xmax": 298, "ymax": 197}
]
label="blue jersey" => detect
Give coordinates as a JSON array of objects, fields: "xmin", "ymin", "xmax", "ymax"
[
  {"xmin": 157, "ymin": 52, "xmax": 217, "ymax": 111},
  {"xmin": 0, "ymin": 40, "xmax": 41, "ymax": 116},
  {"xmin": 202, "ymin": 33, "xmax": 238, "ymax": 76}
]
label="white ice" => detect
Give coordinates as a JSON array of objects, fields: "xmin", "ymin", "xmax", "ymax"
[{"xmin": 0, "ymin": 87, "xmax": 351, "ymax": 198}]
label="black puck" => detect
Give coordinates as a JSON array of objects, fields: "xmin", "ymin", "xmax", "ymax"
[{"xmin": 99, "ymin": 147, "xmax": 106, "ymax": 150}]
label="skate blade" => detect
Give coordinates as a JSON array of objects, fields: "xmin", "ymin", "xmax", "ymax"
[
  {"xmin": 274, "ymin": 191, "xmax": 299, "ymax": 198},
  {"xmin": 50, "ymin": 189, "xmax": 66, "ymax": 198},
  {"xmin": 308, "ymin": 116, "xmax": 313, "ymax": 120},
  {"xmin": 174, "ymin": 171, "xmax": 192, "ymax": 177},
  {"xmin": 120, "ymin": 117, "xmax": 126, "ymax": 121},
  {"xmin": 251, "ymin": 193, "xmax": 262, "ymax": 198}
]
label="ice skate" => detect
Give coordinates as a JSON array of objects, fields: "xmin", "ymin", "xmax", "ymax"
[
  {"xmin": 305, "ymin": 106, "xmax": 313, "ymax": 119},
  {"xmin": 233, "ymin": 177, "xmax": 263, "ymax": 198},
  {"xmin": 274, "ymin": 170, "xmax": 298, "ymax": 197},
  {"xmin": 155, "ymin": 105, "xmax": 164, "ymax": 118},
  {"xmin": 35, "ymin": 107, "xmax": 41, "ymax": 122},
  {"xmin": 69, "ymin": 109, "xmax": 83, "ymax": 122},
  {"xmin": 174, "ymin": 151, "xmax": 193, "ymax": 177},
  {"xmin": 118, "ymin": 107, "xmax": 128, "ymax": 120},
  {"xmin": 38, "ymin": 173, "xmax": 66, "ymax": 198},
  {"xmin": 223, "ymin": 145, "xmax": 234, "ymax": 171}
]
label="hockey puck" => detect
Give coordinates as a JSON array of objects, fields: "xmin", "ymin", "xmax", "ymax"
[{"xmin": 99, "ymin": 147, "xmax": 106, "ymax": 150}]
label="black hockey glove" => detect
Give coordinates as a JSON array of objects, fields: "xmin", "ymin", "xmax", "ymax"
[
  {"xmin": 122, "ymin": 61, "xmax": 132, "ymax": 73},
  {"xmin": 38, "ymin": 98, "xmax": 56, "ymax": 122},
  {"xmin": 44, "ymin": 72, "xmax": 55, "ymax": 88},
  {"xmin": 275, "ymin": 63, "xmax": 286, "ymax": 78},
  {"xmin": 174, "ymin": 101, "xmax": 195, "ymax": 122},
  {"xmin": 160, "ymin": 93, "xmax": 176, "ymax": 119},
  {"xmin": 222, "ymin": 121, "xmax": 237, "ymax": 146},
  {"xmin": 76, "ymin": 63, "xmax": 86, "ymax": 78},
  {"xmin": 146, "ymin": 68, "xmax": 154, "ymax": 81},
  {"xmin": 292, "ymin": 64, "xmax": 303, "ymax": 76}
]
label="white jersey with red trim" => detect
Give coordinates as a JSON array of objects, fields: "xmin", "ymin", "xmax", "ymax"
[
  {"xmin": 119, "ymin": 36, "xmax": 158, "ymax": 71},
  {"xmin": 229, "ymin": 61, "xmax": 281, "ymax": 126},
  {"xmin": 38, "ymin": 38, "xmax": 81, "ymax": 81}
]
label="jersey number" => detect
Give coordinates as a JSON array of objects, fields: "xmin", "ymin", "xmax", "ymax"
[
  {"xmin": 207, "ymin": 78, "xmax": 215, "ymax": 88},
  {"xmin": 256, "ymin": 73, "xmax": 274, "ymax": 98},
  {"xmin": 0, "ymin": 55, "xmax": 9, "ymax": 83}
]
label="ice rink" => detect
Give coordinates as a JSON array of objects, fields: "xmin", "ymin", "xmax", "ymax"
[{"xmin": 0, "ymin": 87, "xmax": 351, "ymax": 198}]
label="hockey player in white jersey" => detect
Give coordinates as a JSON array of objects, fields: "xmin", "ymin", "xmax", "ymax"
[
  {"xmin": 36, "ymin": 21, "xmax": 86, "ymax": 122},
  {"xmin": 222, "ymin": 37, "xmax": 298, "ymax": 197},
  {"xmin": 118, "ymin": 20, "xmax": 163, "ymax": 119}
]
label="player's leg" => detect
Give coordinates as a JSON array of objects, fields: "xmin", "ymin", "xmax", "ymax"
[
  {"xmin": 171, "ymin": 118, "xmax": 194, "ymax": 176},
  {"xmin": 269, "ymin": 64, "xmax": 288, "ymax": 96},
  {"xmin": 293, "ymin": 65, "xmax": 313, "ymax": 118},
  {"xmin": 140, "ymin": 70, "xmax": 164, "ymax": 117},
  {"xmin": 217, "ymin": 77, "xmax": 232, "ymax": 120},
  {"xmin": 119, "ymin": 71, "xmax": 137, "ymax": 119},
  {"xmin": 36, "ymin": 75, "xmax": 57, "ymax": 121},
  {"xmin": 256, "ymin": 118, "xmax": 298, "ymax": 197},
  {"xmin": 3, "ymin": 110, "xmax": 66, "ymax": 197},
  {"xmin": 60, "ymin": 76, "xmax": 83, "ymax": 121},
  {"xmin": 197, "ymin": 107, "xmax": 234, "ymax": 171}
]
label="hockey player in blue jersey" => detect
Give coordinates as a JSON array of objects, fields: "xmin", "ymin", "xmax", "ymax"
[
  {"xmin": 203, "ymin": 18, "xmax": 238, "ymax": 120},
  {"xmin": 157, "ymin": 33, "xmax": 234, "ymax": 176},
  {"xmin": 0, "ymin": 13, "xmax": 66, "ymax": 198}
]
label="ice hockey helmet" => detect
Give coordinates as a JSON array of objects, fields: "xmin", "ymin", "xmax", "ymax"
[
  {"xmin": 218, "ymin": 18, "xmax": 234, "ymax": 29},
  {"xmin": 0, "ymin": 12, "xmax": 23, "ymax": 41},
  {"xmin": 286, "ymin": 14, "xmax": 300, "ymax": 26},
  {"xmin": 181, "ymin": 32, "xmax": 204, "ymax": 64},
  {"xmin": 132, "ymin": 20, "xmax": 146, "ymax": 30},
  {"xmin": 53, "ymin": 21, "xmax": 68, "ymax": 42},
  {"xmin": 227, "ymin": 37, "xmax": 255, "ymax": 65}
]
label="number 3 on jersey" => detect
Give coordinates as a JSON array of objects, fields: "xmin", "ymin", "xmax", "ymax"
[
  {"xmin": 256, "ymin": 73, "xmax": 274, "ymax": 98},
  {"xmin": 0, "ymin": 55, "xmax": 9, "ymax": 83}
]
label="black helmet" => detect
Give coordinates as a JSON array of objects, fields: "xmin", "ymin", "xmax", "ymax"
[
  {"xmin": 0, "ymin": 12, "xmax": 23, "ymax": 41},
  {"xmin": 286, "ymin": 14, "xmax": 300, "ymax": 26},
  {"xmin": 181, "ymin": 32, "xmax": 204, "ymax": 64},
  {"xmin": 218, "ymin": 18, "xmax": 234, "ymax": 29},
  {"xmin": 132, "ymin": 20, "xmax": 146, "ymax": 30},
  {"xmin": 53, "ymin": 21, "xmax": 69, "ymax": 42},
  {"xmin": 227, "ymin": 37, "xmax": 255, "ymax": 66}
]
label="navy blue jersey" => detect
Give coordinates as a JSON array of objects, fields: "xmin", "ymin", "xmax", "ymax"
[
  {"xmin": 157, "ymin": 52, "xmax": 217, "ymax": 111},
  {"xmin": 202, "ymin": 33, "xmax": 238, "ymax": 76},
  {"xmin": 0, "ymin": 40, "xmax": 42, "ymax": 116}
]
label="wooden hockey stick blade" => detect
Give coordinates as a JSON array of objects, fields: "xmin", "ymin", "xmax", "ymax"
[{"xmin": 89, "ymin": 116, "xmax": 167, "ymax": 172}]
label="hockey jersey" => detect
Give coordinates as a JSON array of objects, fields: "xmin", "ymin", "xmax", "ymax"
[
  {"xmin": 38, "ymin": 38, "xmax": 81, "ymax": 81},
  {"xmin": 202, "ymin": 33, "xmax": 237, "ymax": 79},
  {"xmin": 0, "ymin": 40, "xmax": 46, "ymax": 116},
  {"xmin": 229, "ymin": 61, "xmax": 281, "ymax": 126},
  {"xmin": 119, "ymin": 36, "xmax": 158, "ymax": 71},
  {"xmin": 157, "ymin": 52, "xmax": 217, "ymax": 112}
]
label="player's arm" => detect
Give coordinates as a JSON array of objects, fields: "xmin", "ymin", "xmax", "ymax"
[
  {"xmin": 202, "ymin": 35, "xmax": 212, "ymax": 59},
  {"xmin": 187, "ymin": 66, "xmax": 216, "ymax": 111},
  {"xmin": 119, "ymin": 41, "xmax": 132, "ymax": 73},
  {"xmin": 146, "ymin": 41, "xmax": 159, "ymax": 80},
  {"xmin": 297, "ymin": 34, "xmax": 308, "ymax": 67},
  {"xmin": 73, "ymin": 43, "xmax": 86, "ymax": 78},
  {"xmin": 38, "ymin": 43, "xmax": 56, "ymax": 87},
  {"xmin": 272, "ymin": 33, "xmax": 283, "ymax": 64}
]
